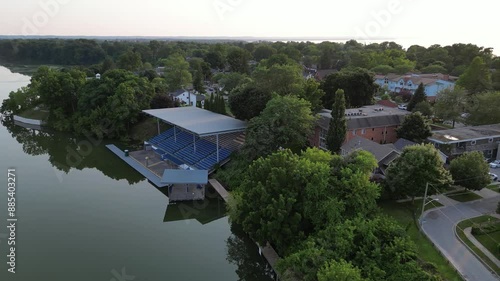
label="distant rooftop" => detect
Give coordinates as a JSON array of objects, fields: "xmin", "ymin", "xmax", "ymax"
[
  {"xmin": 318, "ymin": 105, "xmax": 409, "ymax": 130},
  {"xmin": 143, "ymin": 107, "xmax": 247, "ymax": 137},
  {"xmin": 428, "ymin": 124, "xmax": 500, "ymax": 144}
]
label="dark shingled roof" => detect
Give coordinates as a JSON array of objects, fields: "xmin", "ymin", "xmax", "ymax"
[
  {"xmin": 341, "ymin": 136, "xmax": 400, "ymax": 163},
  {"xmin": 393, "ymin": 138, "xmax": 417, "ymax": 151}
]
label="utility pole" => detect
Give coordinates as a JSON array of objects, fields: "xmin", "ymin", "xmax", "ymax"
[{"xmin": 420, "ymin": 182, "xmax": 429, "ymax": 223}]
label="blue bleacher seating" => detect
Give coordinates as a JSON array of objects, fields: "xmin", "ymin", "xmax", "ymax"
[{"xmin": 148, "ymin": 128, "xmax": 234, "ymax": 170}]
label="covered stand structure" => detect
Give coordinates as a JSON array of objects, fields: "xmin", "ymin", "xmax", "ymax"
[{"xmin": 143, "ymin": 107, "xmax": 247, "ymax": 171}]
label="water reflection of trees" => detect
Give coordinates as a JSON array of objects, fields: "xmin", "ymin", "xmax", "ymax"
[
  {"xmin": 3, "ymin": 120, "xmax": 142, "ymax": 184},
  {"xmin": 226, "ymin": 223, "xmax": 275, "ymax": 281}
]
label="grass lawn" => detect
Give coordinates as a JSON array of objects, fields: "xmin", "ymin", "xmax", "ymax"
[
  {"xmin": 475, "ymin": 231, "xmax": 500, "ymax": 260},
  {"xmin": 446, "ymin": 189, "xmax": 483, "ymax": 202},
  {"xmin": 379, "ymin": 200, "xmax": 462, "ymax": 281},
  {"xmin": 18, "ymin": 108, "xmax": 49, "ymax": 120},
  {"xmin": 456, "ymin": 216, "xmax": 500, "ymax": 274},
  {"xmin": 486, "ymin": 184, "xmax": 500, "ymax": 193}
]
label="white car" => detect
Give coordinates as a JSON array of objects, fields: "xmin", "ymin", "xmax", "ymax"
[
  {"xmin": 490, "ymin": 173, "xmax": 498, "ymax": 181},
  {"xmin": 398, "ymin": 104, "xmax": 407, "ymax": 110},
  {"xmin": 490, "ymin": 160, "xmax": 500, "ymax": 168}
]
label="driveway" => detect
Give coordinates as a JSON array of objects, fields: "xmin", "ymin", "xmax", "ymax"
[{"xmin": 421, "ymin": 196, "xmax": 500, "ymax": 281}]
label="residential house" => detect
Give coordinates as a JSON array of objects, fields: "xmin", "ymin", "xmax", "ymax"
[
  {"xmin": 374, "ymin": 73, "xmax": 457, "ymax": 101},
  {"xmin": 311, "ymin": 105, "xmax": 410, "ymax": 150},
  {"xmin": 427, "ymin": 124, "xmax": 500, "ymax": 160},
  {"xmin": 342, "ymin": 137, "xmax": 446, "ymax": 175},
  {"xmin": 341, "ymin": 136, "xmax": 401, "ymax": 175},
  {"xmin": 169, "ymin": 89, "xmax": 205, "ymax": 107}
]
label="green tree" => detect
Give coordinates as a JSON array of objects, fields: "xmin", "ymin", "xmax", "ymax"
[
  {"xmin": 457, "ymin": 56, "xmax": 492, "ymax": 94},
  {"xmin": 230, "ymin": 149, "xmax": 330, "ymax": 254},
  {"xmin": 413, "ymin": 101, "xmax": 433, "ymax": 117},
  {"xmin": 253, "ymin": 45, "xmax": 277, "ymax": 61},
  {"xmin": 163, "ymin": 54, "xmax": 192, "ymax": 91},
  {"xmin": 371, "ymin": 65, "xmax": 395, "ymax": 75},
  {"xmin": 466, "ymin": 91, "xmax": 500, "ymax": 125},
  {"xmin": 321, "ymin": 68, "xmax": 376, "ymax": 108},
  {"xmin": 407, "ymin": 83, "xmax": 426, "ymax": 112},
  {"xmin": 227, "ymin": 47, "xmax": 250, "ymax": 73},
  {"xmin": 434, "ymin": 87, "xmax": 467, "ymax": 128},
  {"xmin": 204, "ymin": 50, "xmax": 225, "ymax": 69},
  {"xmin": 228, "ymin": 84, "xmax": 271, "ymax": 120},
  {"xmin": 243, "ymin": 96, "xmax": 316, "ymax": 160},
  {"xmin": 214, "ymin": 72, "xmax": 252, "ymax": 93},
  {"xmin": 450, "ymin": 152, "xmax": 490, "ymax": 191},
  {"xmin": 396, "ymin": 112, "xmax": 432, "ymax": 143},
  {"xmin": 317, "ymin": 260, "xmax": 366, "ymax": 281},
  {"xmin": 298, "ymin": 79, "xmax": 325, "ymax": 113},
  {"xmin": 326, "ymin": 89, "xmax": 347, "ymax": 153},
  {"xmin": 117, "ymin": 50, "xmax": 143, "ymax": 71},
  {"xmin": 385, "ymin": 144, "xmax": 452, "ymax": 201},
  {"xmin": 252, "ymin": 63, "xmax": 303, "ymax": 96}
]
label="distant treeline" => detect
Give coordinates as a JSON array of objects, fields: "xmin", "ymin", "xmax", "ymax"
[{"xmin": 0, "ymin": 39, "xmax": 498, "ymax": 76}]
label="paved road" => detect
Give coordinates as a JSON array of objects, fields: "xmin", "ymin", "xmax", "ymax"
[{"xmin": 421, "ymin": 196, "xmax": 500, "ymax": 281}]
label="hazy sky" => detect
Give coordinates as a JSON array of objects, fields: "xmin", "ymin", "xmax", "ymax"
[{"xmin": 2, "ymin": 0, "xmax": 499, "ymax": 53}]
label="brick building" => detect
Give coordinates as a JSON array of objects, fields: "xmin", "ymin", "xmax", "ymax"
[{"xmin": 311, "ymin": 105, "xmax": 410, "ymax": 150}]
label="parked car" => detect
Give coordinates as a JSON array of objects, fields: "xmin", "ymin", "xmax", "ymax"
[
  {"xmin": 490, "ymin": 173, "xmax": 498, "ymax": 181},
  {"xmin": 397, "ymin": 104, "xmax": 407, "ymax": 110},
  {"xmin": 490, "ymin": 160, "xmax": 500, "ymax": 168}
]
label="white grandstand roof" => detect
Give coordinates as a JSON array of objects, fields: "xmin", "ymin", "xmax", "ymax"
[{"xmin": 143, "ymin": 107, "xmax": 247, "ymax": 137}]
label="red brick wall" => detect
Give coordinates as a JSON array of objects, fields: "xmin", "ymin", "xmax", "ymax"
[{"xmin": 311, "ymin": 125, "xmax": 400, "ymax": 148}]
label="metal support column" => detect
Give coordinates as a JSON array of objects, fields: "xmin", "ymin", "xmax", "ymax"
[
  {"xmin": 174, "ymin": 126, "xmax": 177, "ymax": 142},
  {"xmin": 216, "ymin": 134, "xmax": 220, "ymax": 162},
  {"xmin": 157, "ymin": 119, "xmax": 160, "ymax": 135},
  {"xmin": 193, "ymin": 134, "xmax": 196, "ymax": 153}
]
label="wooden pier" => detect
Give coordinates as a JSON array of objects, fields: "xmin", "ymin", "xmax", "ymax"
[
  {"xmin": 208, "ymin": 179, "xmax": 230, "ymax": 202},
  {"xmin": 208, "ymin": 178, "xmax": 291, "ymax": 280}
]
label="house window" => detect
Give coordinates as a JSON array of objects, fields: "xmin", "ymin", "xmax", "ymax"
[
  {"xmin": 371, "ymin": 137, "xmax": 374, "ymax": 141},
  {"xmin": 361, "ymin": 129, "xmax": 366, "ymax": 135},
  {"xmin": 471, "ymin": 140, "xmax": 476, "ymax": 145},
  {"xmin": 352, "ymin": 130, "xmax": 356, "ymax": 136},
  {"xmin": 384, "ymin": 78, "xmax": 388, "ymax": 84},
  {"xmin": 372, "ymin": 128, "xmax": 375, "ymax": 131}
]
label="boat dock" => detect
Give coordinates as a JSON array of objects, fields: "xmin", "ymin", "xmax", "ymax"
[
  {"xmin": 208, "ymin": 179, "xmax": 230, "ymax": 202},
  {"xmin": 106, "ymin": 144, "xmax": 169, "ymax": 188}
]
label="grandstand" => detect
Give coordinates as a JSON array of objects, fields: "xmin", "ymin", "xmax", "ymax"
[{"xmin": 143, "ymin": 107, "xmax": 247, "ymax": 172}]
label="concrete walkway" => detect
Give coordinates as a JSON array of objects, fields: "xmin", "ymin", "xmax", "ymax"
[
  {"xmin": 464, "ymin": 227, "xmax": 500, "ymax": 268},
  {"xmin": 475, "ymin": 188, "xmax": 500, "ymax": 199}
]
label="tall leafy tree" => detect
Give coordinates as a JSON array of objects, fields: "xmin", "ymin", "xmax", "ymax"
[
  {"xmin": 466, "ymin": 91, "xmax": 500, "ymax": 125},
  {"xmin": 321, "ymin": 68, "xmax": 376, "ymax": 108},
  {"xmin": 162, "ymin": 54, "xmax": 192, "ymax": 91},
  {"xmin": 117, "ymin": 50, "xmax": 143, "ymax": 71},
  {"xmin": 450, "ymin": 152, "xmax": 490, "ymax": 191},
  {"xmin": 385, "ymin": 144, "xmax": 452, "ymax": 202},
  {"xmin": 228, "ymin": 84, "xmax": 271, "ymax": 120},
  {"xmin": 407, "ymin": 83, "xmax": 426, "ymax": 112},
  {"xmin": 434, "ymin": 87, "xmax": 467, "ymax": 128},
  {"xmin": 298, "ymin": 79, "xmax": 325, "ymax": 113},
  {"xmin": 317, "ymin": 260, "xmax": 366, "ymax": 281},
  {"xmin": 243, "ymin": 96, "xmax": 316, "ymax": 160},
  {"xmin": 457, "ymin": 56, "xmax": 492, "ymax": 94},
  {"xmin": 326, "ymin": 89, "xmax": 347, "ymax": 153},
  {"xmin": 252, "ymin": 63, "xmax": 303, "ymax": 96},
  {"xmin": 253, "ymin": 45, "xmax": 277, "ymax": 61},
  {"xmin": 396, "ymin": 112, "xmax": 432, "ymax": 143},
  {"xmin": 230, "ymin": 149, "xmax": 331, "ymax": 254},
  {"xmin": 227, "ymin": 47, "xmax": 250, "ymax": 73}
]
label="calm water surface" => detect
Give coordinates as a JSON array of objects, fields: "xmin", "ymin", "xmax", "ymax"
[{"xmin": 0, "ymin": 66, "xmax": 273, "ymax": 281}]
